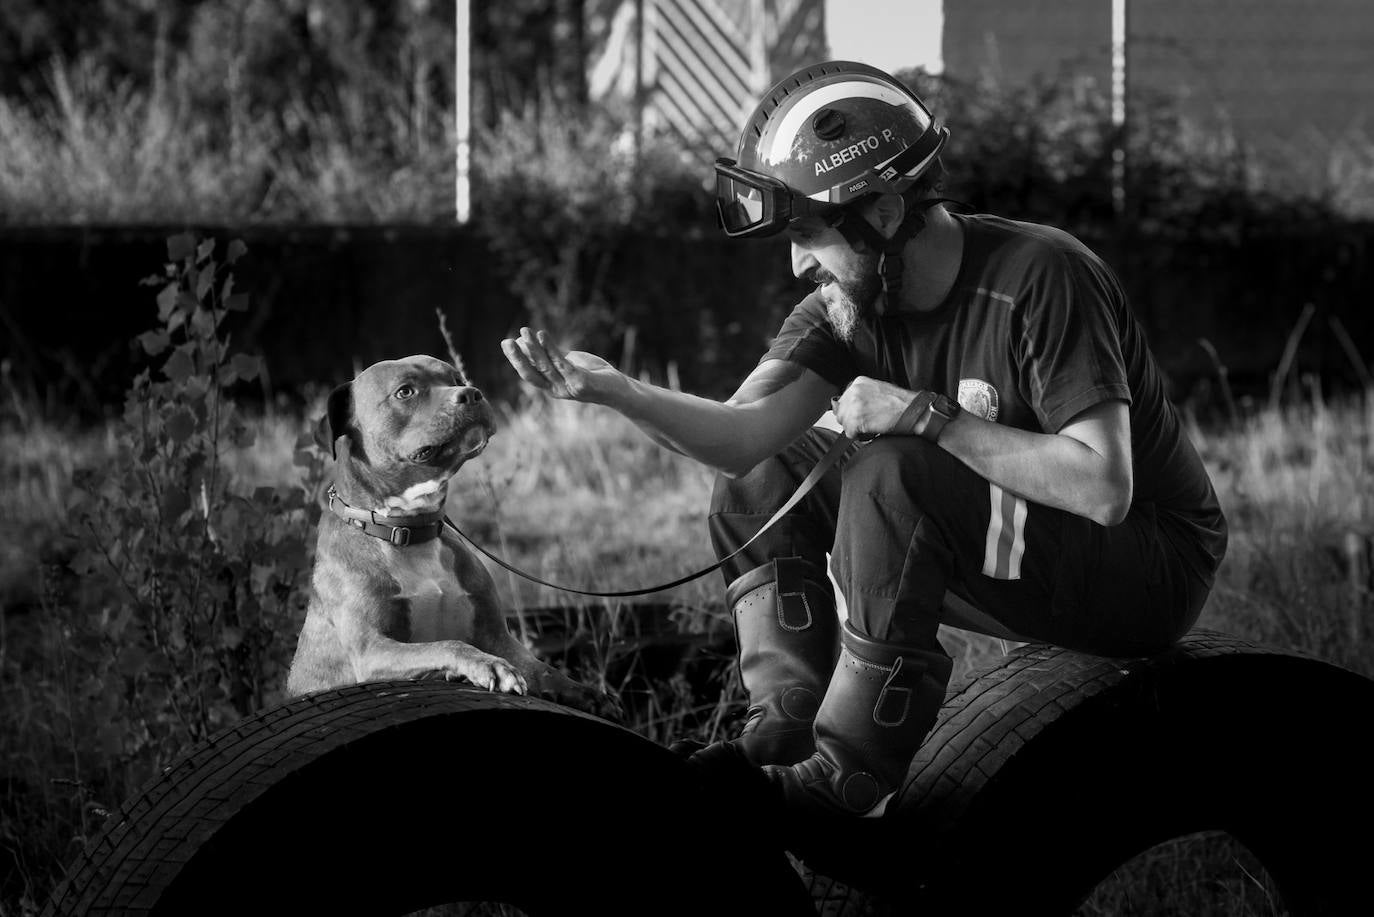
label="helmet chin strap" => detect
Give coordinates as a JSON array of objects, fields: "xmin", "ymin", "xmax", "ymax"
[{"xmin": 835, "ymin": 196, "xmax": 956, "ymax": 315}]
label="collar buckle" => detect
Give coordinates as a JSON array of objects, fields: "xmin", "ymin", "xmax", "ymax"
[{"xmin": 389, "ymin": 526, "xmax": 412, "ymax": 547}]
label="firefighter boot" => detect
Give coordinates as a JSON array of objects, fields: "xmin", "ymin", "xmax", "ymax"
[
  {"xmin": 691, "ymin": 556, "xmax": 840, "ymax": 769},
  {"xmin": 764, "ymin": 620, "xmax": 954, "ymax": 815}
]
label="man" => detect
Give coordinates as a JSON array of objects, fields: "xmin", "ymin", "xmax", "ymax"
[{"xmin": 502, "ymin": 61, "xmax": 1227, "ymax": 816}]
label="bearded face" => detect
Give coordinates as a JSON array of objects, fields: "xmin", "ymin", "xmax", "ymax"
[{"xmin": 813, "ymin": 246, "xmax": 881, "ymax": 343}]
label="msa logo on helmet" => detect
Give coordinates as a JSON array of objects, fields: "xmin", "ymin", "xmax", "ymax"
[
  {"xmin": 847, "ymin": 179, "xmax": 869, "ymax": 195},
  {"xmin": 813, "ymin": 129, "xmax": 896, "ymax": 176}
]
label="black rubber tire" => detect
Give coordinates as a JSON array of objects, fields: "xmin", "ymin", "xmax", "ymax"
[
  {"xmin": 41, "ymin": 683, "xmax": 812, "ymax": 917},
  {"xmin": 791, "ymin": 629, "xmax": 1374, "ymax": 915}
]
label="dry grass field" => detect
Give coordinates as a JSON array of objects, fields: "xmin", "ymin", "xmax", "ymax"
[{"xmin": 1, "ymin": 387, "xmax": 1370, "ymax": 915}]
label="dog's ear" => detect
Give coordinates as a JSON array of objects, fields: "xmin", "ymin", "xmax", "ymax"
[{"xmin": 315, "ymin": 382, "xmax": 353, "ymax": 461}]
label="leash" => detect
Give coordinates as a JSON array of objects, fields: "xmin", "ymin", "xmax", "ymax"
[{"xmin": 443, "ymin": 433, "xmax": 856, "ymax": 598}]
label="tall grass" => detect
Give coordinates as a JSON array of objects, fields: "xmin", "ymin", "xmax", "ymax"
[
  {"xmin": 1190, "ymin": 395, "xmax": 1374, "ymax": 674},
  {"xmin": 0, "ymin": 57, "xmax": 455, "ymax": 225},
  {"xmin": 1, "ymin": 389, "xmax": 1370, "ymax": 913}
]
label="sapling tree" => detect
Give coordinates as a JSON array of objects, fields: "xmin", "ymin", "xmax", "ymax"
[{"xmin": 66, "ymin": 234, "xmax": 322, "ymax": 770}]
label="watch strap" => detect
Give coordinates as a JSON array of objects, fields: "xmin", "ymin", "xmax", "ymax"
[
  {"xmin": 895, "ymin": 391, "xmax": 935, "ymax": 435},
  {"xmin": 919, "ymin": 393, "xmax": 960, "ymax": 442}
]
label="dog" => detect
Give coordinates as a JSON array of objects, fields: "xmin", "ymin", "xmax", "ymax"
[{"xmin": 286, "ymin": 354, "xmax": 613, "ymax": 717}]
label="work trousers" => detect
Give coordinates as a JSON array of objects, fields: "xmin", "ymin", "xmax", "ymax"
[{"xmin": 708, "ymin": 428, "xmax": 1210, "ymax": 656}]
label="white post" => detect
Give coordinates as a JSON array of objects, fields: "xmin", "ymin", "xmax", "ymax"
[
  {"xmin": 750, "ymin": 0, "xmax": 769, "ymax": 96},
  {"xmin": 1111, "ymin": 0, "xmax": 1128, "ymax": 216},
  {"xmin": 455, "ymin": 0, "xmax": 471, "ymax": 223}
]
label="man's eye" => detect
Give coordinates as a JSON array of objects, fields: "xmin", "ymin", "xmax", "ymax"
[{"xmin": 395, "ymin": 385, "xmax": 418, "ymax": 400}]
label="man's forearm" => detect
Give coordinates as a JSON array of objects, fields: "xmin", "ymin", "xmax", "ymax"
[
  {"xmin": 608, "ymin": 377, "xmax": 777, "ymax": 476},
  {"xmin": 937, "ymin": 411, "xmax": 1132, "ymax": 526}
]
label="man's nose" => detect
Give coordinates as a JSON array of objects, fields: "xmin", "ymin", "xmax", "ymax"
[
  {"xmin": 453, "ymin": 385, "xmax": 484, "ymax": 405},
  {"xmin": 791, "ymin": 242, "xmax": 817, "ymax": 280}
]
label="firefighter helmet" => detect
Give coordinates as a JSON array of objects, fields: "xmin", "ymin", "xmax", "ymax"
[{"xmin": 714, "ymin": 60, "xmax": 948, "ymax": 238}]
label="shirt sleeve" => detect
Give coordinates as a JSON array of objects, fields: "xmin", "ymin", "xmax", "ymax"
[
  {"xmin": 1015, "ymin": 245, "xmax": 1132, "ymax": 432},
  {"xmin": 759, "ymin": 293, "xmax": 859, "ymax": 389}
]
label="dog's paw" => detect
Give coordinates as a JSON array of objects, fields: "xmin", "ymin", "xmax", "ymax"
[{"xmin": 448, "ymin": 653, "xmax": 527, "ymax": 695}]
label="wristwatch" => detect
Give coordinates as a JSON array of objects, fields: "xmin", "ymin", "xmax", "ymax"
[{"xmin": 913, "ymin": 392, "xmax": 961, "ymax": 442}]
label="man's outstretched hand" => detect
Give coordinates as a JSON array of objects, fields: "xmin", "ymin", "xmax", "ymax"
[{"xmin": 500, "ymin": 327, "xmax": 624, "ymax": 405}]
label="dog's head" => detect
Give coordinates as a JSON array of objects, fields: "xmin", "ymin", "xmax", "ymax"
[{"xmin": 316, "ymin": 355, "xmax": 494, "ymax": 489}]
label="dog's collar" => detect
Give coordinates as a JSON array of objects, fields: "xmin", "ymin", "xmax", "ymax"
[{"xmin": 325, "ymin": 484, "xmax": 444, "ymax": 547}]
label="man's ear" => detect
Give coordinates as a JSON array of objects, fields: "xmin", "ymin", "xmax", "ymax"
[
  {"xmin": 866, "ymin": 193, "xmax": 907, "ymax": 239},
  {"xmin": 314, "ymin": 382, "xmax": 353, "ymax": 460}
]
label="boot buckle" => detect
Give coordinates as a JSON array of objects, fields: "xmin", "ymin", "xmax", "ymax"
[
  {"xmin": 774, "ymin": 557, "xmax": 815, "ymax": 631},
  {"xmin": 873, "ymin": 656, "xmax": 912, "ymax": 727}
]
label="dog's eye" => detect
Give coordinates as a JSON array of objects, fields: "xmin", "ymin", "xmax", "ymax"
[
  {"xmin": 412, "ymin": 445, "xmax": 435, "ymax": 461},
  {"xmin": 394, "ymin": 385, "xmax": 418, "ymax": 400}
]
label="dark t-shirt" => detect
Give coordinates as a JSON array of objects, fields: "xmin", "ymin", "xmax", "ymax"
[{"xmin": 762, "ymin": 212, "xmax": 1227, "ymax": 585}]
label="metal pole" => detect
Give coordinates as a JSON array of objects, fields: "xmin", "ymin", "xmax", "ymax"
[{"xmin": 455, "ymin": 0, "xmax": 471, "ymax": 223}]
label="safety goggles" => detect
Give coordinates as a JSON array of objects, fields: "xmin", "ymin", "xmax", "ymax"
[{"xmin": 714, "ymin": 159, "xmax": 843, "ymax": 238}]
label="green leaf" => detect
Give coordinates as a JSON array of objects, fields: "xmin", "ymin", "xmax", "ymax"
[
  {"xmin": 231, "ymin": 354, "xmax": 261, "ymax": 381},
  {"xmin": 251, "ymin": 563, "xmax": 275, "ymax": 595},
  {"xmin": 142, "ymin": 680, "xmax": 168, "ymax": 708},
  {"xmin": 69, "ymin": 549, "xmax": 101, "ymax": 576},
  {"xmin": 167, "ymin": 233, "xmax": 195, "ymax": 262},
  {"xmin": 156, "ymin": 283, "xmax": 178, "ymax": 320},
  {"xmin": 163, "ymin": 348, "xmax": 195, "ymax": 383},
  {"xmin": 196, "ymin": 238, "xmax": 216, "ymax": 263},
  {"xmin": 219, "ymin": 627, "xmax": 243, "ymax": 650},
  {"xmin": 226, "ymin": 239, "xmax": 248, "ymax": 264},
  {"xmin": 106, "ymin": 606, "xmax": 133, "ymax": 638},
  {"xmin": 191, "ymin": 308, "xmax": 217, "ymax": 338},
  {"xmin": 182, "ymin": 375, "xmax": 208, "ymax": 402},
  {"xmin": 195, "ymin": 266, "xmax": 213, "ymax": 302},
  {"xmin": 138, "ymin": 330, "xmax": 170, "ymax": 356},
  {"xmin": 161, "ymin": 486, "xmax": 191, "ymax": 519},
  {"xmin": 117, "ymin": 644, "xmax": 148, "ymax": 676},
  {"xmin": 165, "ymin": 408, "xmax": 197, "ymax": 443},
  {"xmin": 218, "ymin": 502, "xmax": 243, "ymax": 533},
  {"xmin": 220, "ymin": 274, "xmax": 235, "ymax": 302},
  {"xmin": 98, "ymin": 724, "xmax": 125, "ymax": 756}
]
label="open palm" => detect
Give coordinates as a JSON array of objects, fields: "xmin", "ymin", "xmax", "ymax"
[{"xmin": 501, "ymin": 327, "xmax": 622, "ymax": 405}]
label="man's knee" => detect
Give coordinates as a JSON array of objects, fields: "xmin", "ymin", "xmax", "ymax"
[
  {"xmin": 709, "ymin": 436, "xmax": 820, "ymax": 515},
  {"xmin": 710, "ymin": 457, "xmax": 781, "ymax": 516},
  {"xmin": 841, "ymin": 436, "xmax": 947, "ymax": 497}
]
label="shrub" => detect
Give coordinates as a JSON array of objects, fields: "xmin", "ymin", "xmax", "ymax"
[{"xmin": 62, "ymin": 233, "xmax": 321, "ymax": 771}]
